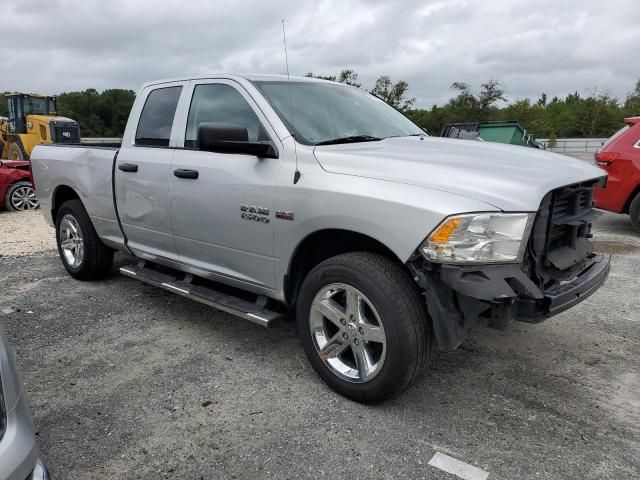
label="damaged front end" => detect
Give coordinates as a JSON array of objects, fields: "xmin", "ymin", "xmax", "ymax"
[{"xmin": 409, "ymin": 178, "xmax": 611, "ymax": 351}]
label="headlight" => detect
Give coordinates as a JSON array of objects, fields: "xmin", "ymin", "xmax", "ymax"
[{"xmin": 421, "ymin": 212, "xmax": 535, "ymax": 264}]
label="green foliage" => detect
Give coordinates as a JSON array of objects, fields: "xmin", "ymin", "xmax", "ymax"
[
  {"xmin": 406, "ymin": 80, "xmax": 640, "ymax": 138},
  {"xmin": 624, "ymin": 80, "xmax": 640, "ymax": 116},
  {"xmin": 338, "ymin": 69, "xmax": 361, "ymax": 88},
  {"xmin": 304, "ymin": 72, "xmax": 337, "ymax": 81},
  {"xmin": 0, "ymin": 92, "xmax": 8, "ymax": 118},
  {"xmin": 305, "ymin": 71, "xmax": 413, "ymax": 110},
  {"xmin": 305, "ymin": 69, "xmax": 361, "ymax": 87},
  {"xmin": 370, "ymin": 76, "xmax": 415, "ymax": 111},
  {"xmin": 56, "ymin": 88, "xmax": 136, "ymax": 137},
  {"xmin": 3, "ymin": 73, "xmax": 638, "ymax": 139}
]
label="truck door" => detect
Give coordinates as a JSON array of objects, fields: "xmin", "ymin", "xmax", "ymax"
[
  {"xmin": 115, "ymin": 83, "xmax": 186, "ymax": 261},
  {"xmin": 169, "ymin": 79, "xmax": 282, "ymax": 288}
]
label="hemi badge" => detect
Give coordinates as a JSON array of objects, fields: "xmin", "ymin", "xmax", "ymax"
[{"xmin": 275, "ymin": 210, "xmax": 294, "ymax": 221}]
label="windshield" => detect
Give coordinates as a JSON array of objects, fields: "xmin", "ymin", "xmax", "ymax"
[{"xmin": 252, "ymin": 80, "xmax": 425, "ymax": 145}]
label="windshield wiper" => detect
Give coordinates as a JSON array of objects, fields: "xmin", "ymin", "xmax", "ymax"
[{"xmin": 315, "ymin": 135, "xmax": 383, "ymax": 146}]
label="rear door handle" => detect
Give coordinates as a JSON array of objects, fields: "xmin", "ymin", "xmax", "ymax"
[
  {"xmin": 118, "ymin": 163, "xmax": 138, "ymax": 173},
  {"xmin": 173, "ymin": 169, "xmax": 199, "ymax": 180}
]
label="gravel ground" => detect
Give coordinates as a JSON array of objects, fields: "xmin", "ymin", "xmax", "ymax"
[
  {"xmin": 0, "ymin": 210, "xmax": 55, "ymax": 257},
  {"xmin": 0, "ymin": 210, "xmax": 639, "ymax": 479}
]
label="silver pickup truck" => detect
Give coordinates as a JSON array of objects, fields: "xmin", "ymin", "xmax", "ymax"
[{"xmin": 31, "ymin": 74, "xmax": 610, "ymax": 403}]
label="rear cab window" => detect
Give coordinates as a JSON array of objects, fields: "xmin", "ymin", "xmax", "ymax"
[{"xmin": 135, "ymin": 86, "xmax": 183, "ymax": 147}]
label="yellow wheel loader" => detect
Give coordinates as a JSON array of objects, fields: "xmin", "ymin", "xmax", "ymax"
[{"xmin": 0, "ymin": 93, "xmax": 81, "ymax": 160}]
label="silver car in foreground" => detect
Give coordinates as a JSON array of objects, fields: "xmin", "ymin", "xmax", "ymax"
[
  {"xmin": 0, "ymin": 327, "xmax": 48, "ymax": 479},
  {"xmin": 31, "ymin": 74, "xmax": 610, "ymax": 403}
]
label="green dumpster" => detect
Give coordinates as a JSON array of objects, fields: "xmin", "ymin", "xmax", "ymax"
[
  {"xmin": 441, "ymin": 121, "xmax": 541, "ymax": 148},
  {"xmin": 477, "ymin": 121, "xmax": 538, "ymax": 147}
]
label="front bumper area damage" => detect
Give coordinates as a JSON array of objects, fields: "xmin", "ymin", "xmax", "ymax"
[{"xmin": 409, "ymin": 253, "xmax": 611, "ymax": 351}]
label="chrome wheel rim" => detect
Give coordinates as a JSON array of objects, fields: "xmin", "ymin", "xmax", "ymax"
[
  {"xmin": 309, "ymin": 283, "xmax": 387, "ymax": 383},
  {"xmin": 10, "ymin": 185, "xmax": 39, "ymax": 210},
  {"xmin": 59, "ymin": 214, "xmax": 84, "ymax": 268}
]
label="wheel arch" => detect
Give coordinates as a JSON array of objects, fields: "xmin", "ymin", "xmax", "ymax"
[
  {"xmin": 8, "ymin": 169, "xmax": 32, "ymax": 185},
  {"xmin": 283, "ymin": 228, "xmax": 407, "ymax": 306},
  {"xmin": 52, "ymin": 184, "xmax": 82, "ymax": 221}
]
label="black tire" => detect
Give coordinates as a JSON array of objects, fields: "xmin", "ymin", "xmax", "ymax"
[
  {"xmin": 5, "ymin": 181, "xmax": 39, "ymax": 211},
  {"xmin": 7, "ymin": 142, "xmax": 26, "ymax": 161},
  {"xmin": 55, "ymin": 199, "xmax": 114, "ymax": 280},
  {"xmin": 630, "ymin": 193, "xmax": 640, "ymax": 233},
  {"xmin": 296, "ymin": 252, "xmax": 433, "ymax": 404}
]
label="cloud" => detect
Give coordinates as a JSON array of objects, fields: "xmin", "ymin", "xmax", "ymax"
[{"xmin": 1, "ymin": 0, "xmax": 637, "ymax": 107}]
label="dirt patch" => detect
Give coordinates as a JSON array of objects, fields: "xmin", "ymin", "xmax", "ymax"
[
  {"xmin": 593, "ymin": 240, "xmax": 640, "ymax": 255},
  {"xmin": 0, "ymin": 210, "xmax": 56, "ymax": 257}
]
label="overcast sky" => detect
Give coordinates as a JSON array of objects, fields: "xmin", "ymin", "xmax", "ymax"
[{"xmin": 2, "ymin": 0, "xmax": 638, "ymax": 108}]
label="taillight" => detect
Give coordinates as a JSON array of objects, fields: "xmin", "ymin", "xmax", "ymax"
[{"xmin": 594, "ymin": 151, "xmax": 619, "ymax": 167}]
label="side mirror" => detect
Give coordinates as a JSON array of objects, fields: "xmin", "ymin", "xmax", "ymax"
[{"xmin": 197, "ymin": 122, "xmax": 278, "ymax": 158}]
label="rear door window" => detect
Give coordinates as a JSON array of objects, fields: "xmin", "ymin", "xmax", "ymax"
[{"xmin": 135, "ymin": 86, "xmax": 182, "ymax": 147}]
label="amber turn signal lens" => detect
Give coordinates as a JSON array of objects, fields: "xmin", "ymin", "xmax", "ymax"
[{"xmin": 428, "ymin": 217, "xmax": 461, "ymax": 243}]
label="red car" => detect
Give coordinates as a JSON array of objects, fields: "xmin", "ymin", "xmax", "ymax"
[
  {"xmin": 594, "ymin": 116, "xmax": 640, "ymax": 232},
  {"xmin": 0, "ymin": 160, "xmax": 39, "ymax": 211}
]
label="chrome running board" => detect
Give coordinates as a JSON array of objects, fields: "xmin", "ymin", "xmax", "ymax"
[{"xmin": 120, "ymin": 263, "xmax": 282, "ymax": 327}]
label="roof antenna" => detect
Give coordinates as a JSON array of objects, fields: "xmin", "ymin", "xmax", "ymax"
[{"xmin": 282, "ymin": 19, "xmax": 301, "ymax": 184}]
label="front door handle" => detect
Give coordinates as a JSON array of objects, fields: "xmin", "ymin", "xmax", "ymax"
[
  {"xmin": 174, "ymin": 169, "xmax": 199, "ymax": 180},
  {"xmin": 118, "ymin": 163, "xmax": 138, "ymax": 173}
]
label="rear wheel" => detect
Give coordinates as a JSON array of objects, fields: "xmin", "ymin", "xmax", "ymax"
[
  {"xmin": 297, "ymin": 252, "xmax": 433, "ymax": 404},
  {"xmin": 5, "ymin": 181, "xmax": 39, "ymax": 211},
  {"xmin": 7, "ymin": 142, "xmax": 26, "ymax": 161},
  {"xmin": 630, "ymin": 193, "xmax": 640, "ymax": 233},
  {"xmin": 55, "ymin": 199, "xmax": 114, "ymax": 280}
]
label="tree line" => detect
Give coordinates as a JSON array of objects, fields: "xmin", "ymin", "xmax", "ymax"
[
  {"xmin": 307, "ymin": 70, "xmax": 640, "ymax": 139},
  {"xmin": 2, "ymin": 73, "xmax": 639, "ymax": 139}
]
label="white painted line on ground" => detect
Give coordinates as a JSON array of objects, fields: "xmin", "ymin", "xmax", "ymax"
[{"xmin": 428, "ymin": 452, "xmax": 489, "ymax": 480}]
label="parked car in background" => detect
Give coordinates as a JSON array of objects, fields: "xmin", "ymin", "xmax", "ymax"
[
  {"xmin": 594, "ymin": 116, "xmax": 640, "ymax": 232},
  {"xmin": 0, "ymin": 160, "xmax": 39, "ymax": 211},
  {"xmin": 0, "ymin": 326, "xmax": 49, "ymax": 479}
]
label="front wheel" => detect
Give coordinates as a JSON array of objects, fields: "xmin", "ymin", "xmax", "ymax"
[
  {"xmin": 297, "ymin": 252, "xmax": 433, "ymax": 404},
  {"xmin": 55, "ymin": 199, "xmax": 114, "ymax": 280}
]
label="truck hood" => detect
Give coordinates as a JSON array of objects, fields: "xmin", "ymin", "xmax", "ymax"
[{"xmin": 313, "ymin": 136, "xmax": 606, "ymax": 211}]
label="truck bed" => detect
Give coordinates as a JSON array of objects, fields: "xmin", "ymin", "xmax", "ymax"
[{"xmin": 30, "ymin": 144, "xmax": 124, "ymax": 249}]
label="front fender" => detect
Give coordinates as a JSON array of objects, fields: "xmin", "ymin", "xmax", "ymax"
[{"xmin": 273, "ymin": 160, "xmax": 499, "ymax": 290}]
